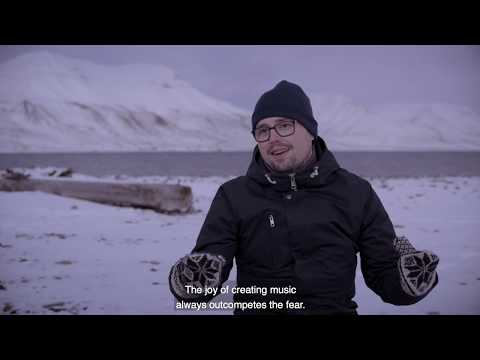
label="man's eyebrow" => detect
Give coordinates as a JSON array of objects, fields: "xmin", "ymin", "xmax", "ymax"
[
  {"xmin": 256, "ymin": 118, "xmax": 294, "ymax": 129},
  {"xmin": 275, "ymin": 118, "xmax": 294, "ymax": 124}
]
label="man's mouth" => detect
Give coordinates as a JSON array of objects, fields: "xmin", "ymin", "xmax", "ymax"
[{"xmin": 270, "ymin": 147, "xmax": 290, "ymax": 157}]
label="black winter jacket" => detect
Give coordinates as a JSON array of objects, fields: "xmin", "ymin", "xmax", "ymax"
[{"xmin": 192, "ymin": 137, "xmax": 432, "ymax": 314}]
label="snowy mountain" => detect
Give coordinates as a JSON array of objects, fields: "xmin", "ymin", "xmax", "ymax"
[
  {"xmin": 0, "ymin": 51, "xmax": 479, "ymax": 152},
  {"xmin": 0, "ymin": 51, "xmax": 255, "ymax": 152},
  {"xmin": 311, "ymin": 94, "xmax": 480, "ymax": 151}
]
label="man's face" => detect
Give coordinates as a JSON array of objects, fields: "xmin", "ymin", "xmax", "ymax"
[{"xmin": 255, "ymin": 117, "xmax": 314, "ymax": 173}]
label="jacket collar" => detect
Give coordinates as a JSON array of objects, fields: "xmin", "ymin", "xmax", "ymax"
[{"xmin": 246, "ymin": 136, "xmax": 340, "ymax": 192}]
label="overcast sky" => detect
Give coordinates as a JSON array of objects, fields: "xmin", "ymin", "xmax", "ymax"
[{"xmin": 1, "ymin": 45, "xmax": 479, "ymax": 113}]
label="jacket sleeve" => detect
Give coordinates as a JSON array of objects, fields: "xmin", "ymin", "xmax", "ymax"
[
  {"xmin": 358, "ymin": 183, "xmax": 432, "ymax": 305},
  {"xmin": 192, "ymin": 185, "xmax": 238, "ymax": 284}
]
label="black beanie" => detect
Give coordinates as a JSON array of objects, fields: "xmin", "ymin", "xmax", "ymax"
[{"xmin": 252, "ymin": 80, "xmax": 318, "ymax": 137}]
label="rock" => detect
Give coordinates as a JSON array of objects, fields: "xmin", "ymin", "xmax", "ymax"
[
  {"xmin": 55, "ymin": 260, "xmax": 74, "ymax": 265},
  {"xmin": 2, "ymin": 168, "xmax": 30, "ymax": 181},
  {"xmin": 43, "ymin": 302, "xmax": 67, "ymax": 312},
  {"xmin": 45, "ymin": 233, "xmax": 67, "ymax": 240},
  {"xmin": 141, "ymin": 260, "xmax": 161, "ymax": 265},
  {"xmin": 3, "ymin": 303, "xmax": 13, "ymax": 313},
  {"xmin": 58, "ymin": 168, "xmax": 73, "ymax": 177}
]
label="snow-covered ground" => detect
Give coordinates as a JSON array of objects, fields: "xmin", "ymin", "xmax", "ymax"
[
  {"xmin": 1, "ymin": 51, "xmax": 480, "ymax": 152},
  {"xmin": 1, "ymin": 169, "xmax": 479, "ymax": 315}
]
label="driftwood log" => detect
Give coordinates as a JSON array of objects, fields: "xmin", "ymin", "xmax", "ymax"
[{"xmin": 0, "ymin": 177, "xmax": 193, "ymax": 214}]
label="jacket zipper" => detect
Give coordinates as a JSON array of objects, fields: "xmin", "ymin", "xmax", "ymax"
[
  {"xmin": 289, "ymin": 174, "xmax": 298, "ymax": 192},
  {"xmin": 268, "ymin": 214, "xmax": 275, "ymax": 228}
]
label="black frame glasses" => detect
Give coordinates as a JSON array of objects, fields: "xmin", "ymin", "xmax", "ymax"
[{"xmin": 252, "ymin": 121, "xmax": 296, "ymax": 142}]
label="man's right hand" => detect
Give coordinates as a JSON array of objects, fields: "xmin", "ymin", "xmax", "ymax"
[{"xmin": 169, "ymin": 253, "xmax": 226, "ymax": 301}]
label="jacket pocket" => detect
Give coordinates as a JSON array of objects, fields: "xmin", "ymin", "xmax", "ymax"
[{"xmin": 239, "ymin": 209, "xmax": 291, "ymax": 269}]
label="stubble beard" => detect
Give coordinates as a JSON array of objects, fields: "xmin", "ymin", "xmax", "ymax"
[{"xmin": 265, "ymin": 145, "xmax": 314, "ymax": 174}]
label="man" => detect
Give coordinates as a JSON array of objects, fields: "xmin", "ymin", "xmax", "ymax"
[{"xmin": 169, "ymin": 80, "xmax": 439, "ymax": 315}]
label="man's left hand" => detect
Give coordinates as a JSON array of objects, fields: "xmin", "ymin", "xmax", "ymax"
[{"xmin": 394, "ymin": 236, "xmax": 439, "ymax": 297}]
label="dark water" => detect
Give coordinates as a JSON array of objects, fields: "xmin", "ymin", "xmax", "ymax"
[{"xmin": 0, "ymin": 152, "xmax": 479, "ymax": 178}]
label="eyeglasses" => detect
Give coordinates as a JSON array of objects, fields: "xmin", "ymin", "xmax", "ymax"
[{"xmin": 252, "ymin": 121, "xmax": 296, "ymax": 142}]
